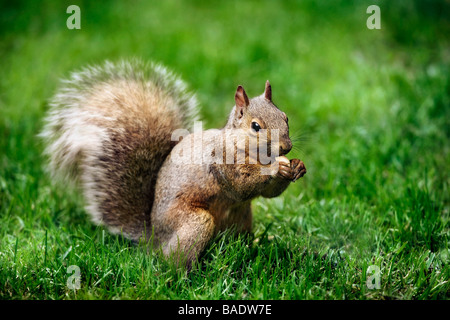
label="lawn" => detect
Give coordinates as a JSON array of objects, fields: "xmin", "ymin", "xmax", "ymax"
[{"xmin": 0, "ymin": 0, "xmax": 449, "ymax": 299}]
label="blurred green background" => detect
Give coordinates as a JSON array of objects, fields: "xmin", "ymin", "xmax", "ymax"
[{"xmin": 0, "ymin": 0, "xmax": 449, "ymax": 299}]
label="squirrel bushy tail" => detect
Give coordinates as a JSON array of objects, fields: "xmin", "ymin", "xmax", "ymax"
[{"xmin": 40, "ymin": 60, "xmax": 199, "ymax": 241}]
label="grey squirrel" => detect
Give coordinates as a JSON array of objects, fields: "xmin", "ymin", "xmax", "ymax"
[{"xmin": 41, "ymin": 59, "xmax": 306, "ymax": 268}]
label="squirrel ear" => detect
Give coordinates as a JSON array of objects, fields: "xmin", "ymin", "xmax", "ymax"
[
  {"xmin": 235, "ymin": 85, "xmax": 249, "ymax": 118},
  {"xmin": 264, "ymin": 80, "xmax": 272, "ymax": 101}
]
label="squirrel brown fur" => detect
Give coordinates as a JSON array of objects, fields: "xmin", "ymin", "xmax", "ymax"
[{"xmin": 41, "ymin": 59, "xmax": 306, "ymax": 268}]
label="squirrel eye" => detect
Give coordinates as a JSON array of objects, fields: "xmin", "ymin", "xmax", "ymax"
[{"xmin": 251, "ymin": 121, "xmax": 261, "ymax": 132}]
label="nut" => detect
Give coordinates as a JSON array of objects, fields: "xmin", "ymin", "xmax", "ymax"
[{"xmin": 276, "ymin": 156, "xmax": 290, "ymax": 166}]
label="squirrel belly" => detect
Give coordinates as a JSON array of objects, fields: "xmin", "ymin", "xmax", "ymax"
[{"xmin": 41, "ymin": 59, "xmax": 307, "ymax": 268}]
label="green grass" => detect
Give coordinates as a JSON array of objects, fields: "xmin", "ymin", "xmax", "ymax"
[{"xmin": 0, "ymin": 0, "xmax": 449, "ymax": 299}]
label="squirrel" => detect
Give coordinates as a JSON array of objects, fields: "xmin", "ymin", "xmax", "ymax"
[{"xmin": 40, "ymin": 59, "xmax": 306, "ymax": 268}]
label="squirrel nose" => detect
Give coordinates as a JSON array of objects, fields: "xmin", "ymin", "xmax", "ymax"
[{"xmin": 280, "ymin": 140, "xmax": 292, "ymax": 155}]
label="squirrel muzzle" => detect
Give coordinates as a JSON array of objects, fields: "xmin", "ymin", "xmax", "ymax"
[{"xmin": 279, "ymin": 140, "xmax": 292, "ymax": 156}]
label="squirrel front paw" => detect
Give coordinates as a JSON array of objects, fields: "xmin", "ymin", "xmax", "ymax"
[
  {"xmin": 275, "ymin": 156, "xmax": 292, "ymax": 180},
  {"xmin": 290, "ymin": 158, "xmax": 306, "ymax": 181},
  {"xmin": 276, "ymin": 157, "xmax": 306, "ymax": 182}
]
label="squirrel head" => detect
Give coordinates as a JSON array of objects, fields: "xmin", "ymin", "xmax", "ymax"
[{"xmin": 226, "ymin": 81, "xmax": 292, "ymax": 156}]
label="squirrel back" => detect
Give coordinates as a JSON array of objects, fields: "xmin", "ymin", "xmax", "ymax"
[{"xmin": 41, "ymin": 60, "xmax": 199, "ymax": 240}]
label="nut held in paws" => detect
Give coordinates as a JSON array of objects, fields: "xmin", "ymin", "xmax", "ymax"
[{"xmin": 276, "ymin": 156, "xmax": 290, "ymax": 166}]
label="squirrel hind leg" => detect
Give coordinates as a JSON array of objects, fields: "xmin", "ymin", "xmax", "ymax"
[{"xmin": 155, "ymin": 206, "xmax": 216, "ymax": 270}]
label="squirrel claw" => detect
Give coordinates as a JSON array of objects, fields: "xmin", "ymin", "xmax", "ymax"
[
  {"xmin": 276, "ymin": 161, "xmax": 293, "ymax": 180},
  {"xmin": 290, "ymin": 159, "xmax": 307, "ymax": 182}
]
